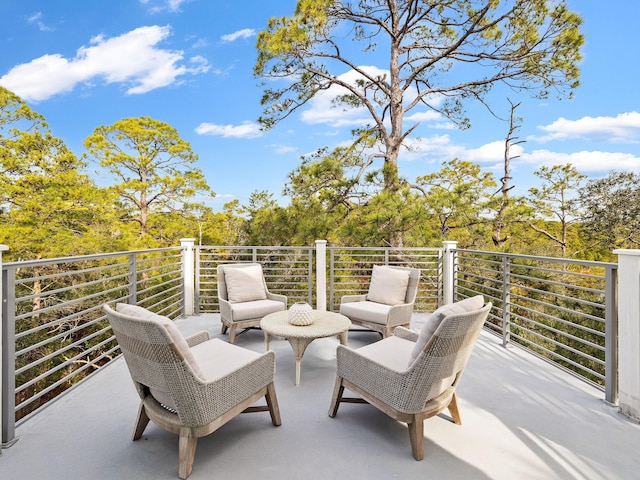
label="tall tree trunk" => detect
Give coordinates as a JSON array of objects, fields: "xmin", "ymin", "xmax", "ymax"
[{"xmin": 492, "ymin": 100, "xmax": 523, "ymax": 247}]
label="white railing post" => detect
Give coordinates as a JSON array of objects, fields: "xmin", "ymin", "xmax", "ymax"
[
  {"xmin": 612, "ymin": 249, "xmax": 640, "ymax": 420},
  {"xmin": 0, "ymin": 244, "xmax": 8, "ymax": 454},
  {"xmin": 442, "ymin": 241, "xmax": 457, "ymax": 305},
  {"xmin": 315, "ymin": 240, "xmax": 327, "ymax": 311},
  {"xmin": 181, "ymin": 239, "xmax": 195, "ymax": 316}
]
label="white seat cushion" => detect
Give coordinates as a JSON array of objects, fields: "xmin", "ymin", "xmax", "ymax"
[
  {"xmin": 190, "ymin": 338, "xmax": 262, "ymax": 382},
  {"xmin": 366, "ymin": 265, "xmax": 410, "ymax": 306},
  {"xmin": 223, "ymin": 264, "xmax": 268, "ymax": 303},
  {"xmin": 355, "ymin": 336, "xmax": 414, "ymax": 372},
  {"xmin": 230, "ymin": 299, "xmax": 285, "ymax": 321},
  {"xmin": 408, "ymin": 295, "xmax": 485, "ymax": 365},
  {"xmin": 352, "ymin": 335, "xmax": 452, "ymax": 400},
  {"xmin": 340, "ymin": 300, "xmax": 392, "ymax": 325}
]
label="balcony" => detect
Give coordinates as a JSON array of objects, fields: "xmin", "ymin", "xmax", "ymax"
[{"xmin": 1, "ymin": 241, "xmax": 640, "ymax": 479}]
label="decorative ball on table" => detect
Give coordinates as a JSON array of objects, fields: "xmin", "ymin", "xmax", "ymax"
[{"xmin": 288, "ymin": 302, "xmax": 313, "ymax": 326}]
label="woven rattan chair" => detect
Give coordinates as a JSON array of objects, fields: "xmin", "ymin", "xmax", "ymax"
[
  {"xmin": 218, "ymin": 263, "xmax": 287, "ymax": 343},
  {"xmin": 329, "ymin": 300, "xmax": 492, "ymax": 461},
  {"xmin": 104, "ymin": 303, "xmax": 281, "ymax": 479},
  {"xmin": 339, "ymin": 265, "xmax": 420, "ymax": 338}
]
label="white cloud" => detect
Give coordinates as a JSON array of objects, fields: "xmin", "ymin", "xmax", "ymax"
[
  {"xmin": 465, "ymin": 141, "xmax": 527, "ymax": 164},
  {"xmin": 271, "ymin": 144, "xmax": 298, "ymax": 154},
  {"xmin": 0, "ymin": 25, "xmax": 209, "ymax": 102},
  {"xmin": 520, "ymin": 149, "xmax": 640, "ymax": 173},
  {"xmin": 221, "ymin": 29, "xmax": 256, "ymax": 43},
  {"xmin": 405, "ymin": 111, "xmax": 441, "ymax": 123},
  {"xmin": 191, "ymin": 38, "xmax": 208, "ymax": 49},
  {"xmin": 530, "ymin": 111, "xmax": 640, "ymax": 144},
  {"xmin": 195, "ymin": 121, "xmax": 263, "ymax": 138},
  {"xmin": 401, "ymin": 134, "xmax": 640, "ymax": 175},
  {"xmin": 27, "ymin": 12, "xmax": 54, "ymax": 32},
  {"xmin": 139, "ymin": 0, "xmax": 189, "ymax": 13}
]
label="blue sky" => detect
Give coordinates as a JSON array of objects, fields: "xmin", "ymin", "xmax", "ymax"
[{"xmin": 1, "ymin": 0, "xmax": 639, "ymax": 211}]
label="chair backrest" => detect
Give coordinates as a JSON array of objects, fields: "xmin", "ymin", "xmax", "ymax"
[
  {"xmin": 411, "ymin": 303, "xmax": 492, "ymax": 407},
  {"xmin": 401, "ymin": 267, "xmax": 420, "ymax": 304},
  {"xmin": 217, "ymin": 263, "xmax": 268, "ymax": 302},
  {"xmin": 380, "ymin": 265, "xmax": 421, "ymax": 304},
  {"xmin": 104, "ymin": 303, "xmax": 199, "ymax": 410}
]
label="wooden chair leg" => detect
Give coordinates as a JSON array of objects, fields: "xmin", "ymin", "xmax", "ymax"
[
  {"xmin": 407, "ymin": 415, "xmax": 425, "ymax": 461},
  {"xmin": 132, "ymin": 402, "xmax": 150, "ymax": 441},
  {"xmin": 228, "ymin": 324, "xmax": 238, "ymax": 343},
  {"xmin": 448, "ymin": 392, "xmax": 462, "ymax": 425},
  {"xmin": 266, "ymin": 382, "xmax": 282, "ymax": 426},
  {"xmin": 328, "ymin": 377, "xmax": 345, "ymax": 417},
  {"xmin": 221, "ymin": 323, "xmax": 228, "ymax": 334},
  {"xmin": 178, "ymin": 428, "xmax": 198, "ymax": 480}
]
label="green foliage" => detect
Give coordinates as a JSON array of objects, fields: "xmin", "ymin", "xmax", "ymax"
[
  {"xmin": 415, "ymin": 159, "xmax": 497, "ymax": 247},
  {"xmin": 0, "ymin": 87, "xmax": 124, "ymax": 260},
  {"xmin": 84, "ymin": 116, "xmax": 214, "ymax": 239},
  {"xmin": 578, "ymin": 171, "xmax": 640, "ymax": 253},
  {"xmin": 339, "ymin": 188, "xmax": 427, "ymax": 247},
  {"xmin": 527, "ymin": 164, "xmax": 586, "ymax": 256}
]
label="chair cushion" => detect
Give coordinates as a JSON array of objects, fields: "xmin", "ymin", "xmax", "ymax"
[
  {"xmin": 115, "ymin": 303, "xmax": 204, "ymax": 379},
  {"xmin": 339, "ymin": 300, "xmax": 392, "ymax": 325},
  {"xmin": 353, "ymin": 336, "xmax": 456, "ymax": 400},
  {"xmin": 190, "ymin": 338, "xmax": 262, "ymax": 381},
  {"xmin": 355, "ymin": 335, "xmax": 414, "ymax": 372},
  {"xmin": 230, "ymin": 299, "xmax": 285, "ymax": 321},
  {"xmin": 223, "ymin": 264, "xmax": 268, "ymax": 303},
  {"xmin": 366, "ymin": 265, "xmax": 410, "ymax": 306},
  {"xmin": 408, "ymin": 295, "xmax": 485, "ymax": 366}
]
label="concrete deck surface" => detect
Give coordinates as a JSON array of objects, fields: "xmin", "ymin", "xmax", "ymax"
[{"xmin": 1, "ymin": 313, "xmax": 639, "ymax": 480}]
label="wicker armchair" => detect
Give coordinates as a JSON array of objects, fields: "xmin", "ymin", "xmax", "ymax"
[
  {"xmin": 329, "ymin": 299, "xmax": 492, "ymax": 461},
  {"xmin": 339, "ymin": 265, "xmax": 420, "ymax": 338},
  {"xmin": 218, "ymin": 263, "xmax": 287, "ymax": 343},
  {"xmin": 104, "ymin": 303, "xmax": 281, "ymax": 479}
]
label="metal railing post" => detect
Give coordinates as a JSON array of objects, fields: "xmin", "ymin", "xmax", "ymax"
[
  {"xmin": 0, "ymin": 245, "xmax": 4, "ymax": 453},
  {"xmin": 329, "ymin": 248, "xmax": 335, "ymax": 312},
  {"xmin": 604, "ymin": 264, "xmax": 618, "ymax": 405},
  {"xmin": 1, "ymin": 245, "xmax": 18, "ymax": 448},
  {"xmin": 315, "ymin": 240, "xmax": 327, "ymax": 311},
  {"xmin": 442, "ymin": 241, "xmax": 457, "ymax": 305},
  {"xmin": 502, "ymin": 256, "xmax": 511, "ymax": 347},
  {"xmin": 181, "ymin": 239, "xmax": 195, "ymax": 316},
  {"xmin": 307, "ymin": 247, "xmax": 314, "ymax": 305},
  {"xmin": 128, "ymin": 253, "xmax": 137, "ymax": 305}
]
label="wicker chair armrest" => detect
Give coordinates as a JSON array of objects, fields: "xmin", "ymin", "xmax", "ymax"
[
  {"xmin": 385, "ymin": 302, "xmax": 415, "ymax": 327},
  {"xmin": 177, "ymin": 350, "xmax": 276, "ymax": 427},
  {"xmin": 341, "ymin": 294, "xmax": 367, "ymax": 304},
  {"xmin": 393, "ymin": 326, "xmax": 418, "ymax": 342},
  {"xmin": 185, "ymin": 331, "xmax": 210, "ymax": 347},
  {"xmin": 266, "ymin": 292, "xmax": 287, "ymax": 305},
  {"xmin": 218, "ymin": 297, "xmax": 234, "ymax": 320}
]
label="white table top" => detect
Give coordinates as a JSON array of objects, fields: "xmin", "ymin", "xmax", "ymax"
[{"xmin": 260, "ymin": 310, "xmax": 351, "ymax": 339}]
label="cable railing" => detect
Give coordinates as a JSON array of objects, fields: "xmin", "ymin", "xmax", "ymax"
[
  {"xmin": 0, "ymin": 241, "xmax": 621, "ymax": 448},
  {"xmin": 196, "ymin": 245, "xmax": 315, "ymax": 313},
  {"xmin": 454, "ymin": 249, "xmax": 617, "ymax": 401},
  {"xmin": 1, "ymin": 247, "xmax": 185, "ymax": 444},
  {"xmin": 327, "ymin": 246, "xmax": 442, "ymax": 312}
]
